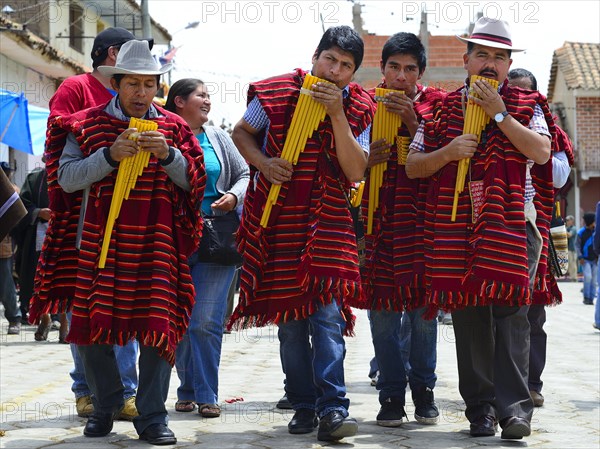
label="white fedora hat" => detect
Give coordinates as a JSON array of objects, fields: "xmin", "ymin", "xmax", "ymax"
[
  {"xmin": 457, "ymin": 17, "xmax": 525, "ymax": 52},
  {"xmin": 98, "ymin": 40, "xmax": 172, "ymax": 76}
]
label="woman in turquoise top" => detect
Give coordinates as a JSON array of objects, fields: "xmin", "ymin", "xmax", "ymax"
[{"xmin": 165, "ymin": 79, "xmax": 249, "ymax": 417}]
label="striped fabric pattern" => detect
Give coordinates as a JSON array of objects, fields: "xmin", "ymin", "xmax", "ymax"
[
  {"xmin": 421, "ymin": 82, "xmax": 555, "ymax": 313},
  {"xmin": 356, "ymin": 84, "xmax": 445, "ymax": 313},
  {"xmin": 228, "ymin": 69, "xmax": 374, "ymax": 335},
  {"xmin": 532, "ymin": 124, "xmax": 574, "ymax": 306},
  {"xmin": 31, "ymin": 105, "xmax": 205, "ymax": 364}
]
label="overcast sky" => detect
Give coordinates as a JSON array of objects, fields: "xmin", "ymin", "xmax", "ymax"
[{"xmin": 149, "ymin": 0, "xmax": 600, "ymax": 127}]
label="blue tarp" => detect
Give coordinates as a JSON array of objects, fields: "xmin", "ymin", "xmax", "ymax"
[
  {"xmin": 28, "ymin": 104, "xmax": 50, "ymax": 156},
  {"xmin": 0, "ymin": 89, "xmax": 32, "ymax": 154},
  {"xmin": 0, "ymin": 89, "xmax": 49, "ymax": 156}
]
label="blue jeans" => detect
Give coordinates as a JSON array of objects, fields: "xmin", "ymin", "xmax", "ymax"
[
  {"xmin": 0, "ymin": 257, "xmax": 21, "ymax": 323},
  {"xmin": 69, "ymin": 313, "xmax": 138, "ymax": 399},
  {"xmin": 595, "ymin": 262, "xmax": 600, "ymax": 327},
  {"xmin": 582, "ymin": 259, "xmax": 598, "ymax": 301},
  {"xmin": 175, "ymin": 260, "xmax": 236, "ymax": 404},
  {"xmin": 370, "ymin": 307, "xmax": 437, "ymax": 405},
  {"xmin": 278, "ymin": 301, "xmax": 349, "ymax": 418}
]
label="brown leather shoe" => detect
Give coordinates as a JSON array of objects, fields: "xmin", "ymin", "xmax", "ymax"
[{"xmin": 530, "ymin": 390, "xmax": 544, "ymax": 407}]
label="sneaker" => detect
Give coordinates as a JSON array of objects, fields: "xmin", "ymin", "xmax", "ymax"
[
  {"xmin": 412, "ymin": 386, "xmax": 439, "ymax": 424},
  {"xmin": 51, "ymin": 320, "xmax": 61, "ymax": 330},
  {"xmin": 594, "ymin": 323, "xmax": 600, "ymax": 331},
  {"xmin": 76, "ymin": 395, "xmax": 94, "ymax": 418},
  {"xmin": 376, "ymin": 397, "xmax": 407, "ymax": 427},
  {"xmin": 117, "ymin": 396, "xmax": 138, "ymax": 420},
  {"xmin": 7, "ymin": 322, "xmax": 21, "ymax": 335},
  {"xmin": 583, "ymin": 298, "xmax": 594, "ymax": 305}
]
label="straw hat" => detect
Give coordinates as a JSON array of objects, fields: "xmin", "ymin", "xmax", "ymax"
[
  {"xmin": 98, "ymin": 40, "xmax": 172, "ymax": 77},
  {"xmin": 457, "ymin": 17, "xmax": 525, "ymax": 52}
]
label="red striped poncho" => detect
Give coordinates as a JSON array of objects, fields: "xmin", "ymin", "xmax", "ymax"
[
  {"xmin": 30, "ymin": 104, "xmax": 205, "ymax": 364},
  {"xmin": 354, "ymin": 83, "xmax": 445, "ymax": 312},
  {"xmin": 421, "ymin": 82, "xmax": 555, "ymax": 314},
  {"xmin": 228, "ymin": 69, "xmax": 374, "ymax": 335},
  {"xmin": 533, "ymin": 123, "xmax": 574, "ymax": 306}
]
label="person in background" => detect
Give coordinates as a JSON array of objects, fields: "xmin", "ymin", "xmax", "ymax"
[
  {"xmin": 577, "ymin": 212, "xmax": 597, "ymax": 305},
  {"xmin": 566, "ymin": 215, "xmax": 578, "ymax": 281},
  {"xmin": 593, "ymin": 202, "xmax": 600, "ymax": 330},
  {"xmin": 507, "ymin": 68, "xmax": 572, "ymax": 409},
  {"xmin": 229, "ymin": 26, "xmax": 374, "ymax": 442},
  {"xmin": 0, "ymin": 162, "xmax": 22, "ymax": 335},
  {"xmin": 13, "ymin": 164, "xmax": 69, "ymax": 342},
  {"xmin": 33, "ymin": 27, "xmax": 146, "ymax": 420},
  {"xmin": 165, "ymin": 78, "xmax": 249, "ymax": 418}
]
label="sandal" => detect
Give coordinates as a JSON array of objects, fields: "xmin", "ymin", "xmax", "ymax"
[
  {"xmin": 175, "ymin": 400, "xmax": 196, "ymax": 412},
  {"xmin": 198, "ymin": 403, "xmax": 221, "ymax": 418}
]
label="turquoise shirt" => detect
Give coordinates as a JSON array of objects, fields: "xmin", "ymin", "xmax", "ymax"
[{"xmin": 198, "ymin": 132, "xmax": 221, "ymax": 215}]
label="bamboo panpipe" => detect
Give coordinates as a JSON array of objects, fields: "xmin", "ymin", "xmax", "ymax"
[
  {"xmin": 99, "ymin": 117, "xmax": 158, "ymax": 268},
  {"xmin": 367, "ymin": 88, "xmax": 403, "ymax": 234},
  {"xmin": 451, "ymin": 75, "xmax": 499, "ymax": 222},
  {"xmin": 260, "ymin": 75, "xmax": 329, "ymax": 228}
]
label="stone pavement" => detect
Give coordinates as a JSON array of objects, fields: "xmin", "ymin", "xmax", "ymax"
[{"xmin": 1, "ymin": 281, "xmax": 598, "ymax": 448}]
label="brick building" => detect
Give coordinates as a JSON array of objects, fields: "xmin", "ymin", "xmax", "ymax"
[
  {"xmin": 354, "ymin": 11, "xmax": 469, "ymax": 91},
  {"xmin": 548, "ymin": 42, "xmax": 600, "ymax": 224}
]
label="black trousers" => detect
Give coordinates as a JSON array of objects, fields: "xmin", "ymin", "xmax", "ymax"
[
  {"xmin": 452, "ymin": 220, "xmax": 541, "ymax": 423},
  {"xmin": 78, "ymin": 343, "xmax": 172, "ymax": 435},
  {"xmin": 527, "ymin": 304, "xmax": 547, "ymax": 393}
]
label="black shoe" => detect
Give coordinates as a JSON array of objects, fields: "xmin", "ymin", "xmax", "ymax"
[
  {"xmin": 276, "ymin": 394, "xmax": 293, "ymax": 410},
  {"xmin": 500, "ymin": 416, "xmax": 531, "ymax": 440},
  {"xmin": 469, "ymin": 414, "xmax": 497, "ymax": 437},
  {"xmin": 317, "ymin": 410, "xmax": 358, "ymax": 442},
  {"xmin": 376, "ymin": 397, "xmax": 407, "ymax": 427},
  {"xmin": 287, "ymin": 409, "xmax": 318, "ymax": 434},
  {"xmin": 412, "ymin": 386, "xmax": 439, "ymax": 425},
  {"xmin": 583, "ymin": 298, "xmax": 594, "ymax": 305},
  {"xmin": 139, "ymin": 423, "xmax": 177, "ymax": 445},
  {"xmin": 83, "ymin": 412, "xmax": 114, "ymax": 437}
]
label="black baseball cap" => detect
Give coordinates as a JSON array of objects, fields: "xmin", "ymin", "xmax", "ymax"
[{"xmin": 91, "ymin": 27, "xmax": 154, "ymax": 67}]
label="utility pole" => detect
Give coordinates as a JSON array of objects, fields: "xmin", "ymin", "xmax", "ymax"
[{"xmin": 140, "ymin": 0, "xmax": 152, "ymax": 39}]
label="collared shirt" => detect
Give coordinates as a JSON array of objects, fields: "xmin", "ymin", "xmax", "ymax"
[
  {"xmin": 244, "ymin": 84, "xmax": 371, "ymax": 154},
  {"xmin": 409, "ymin": 84, "xmax": 550, "ymax": 153}
]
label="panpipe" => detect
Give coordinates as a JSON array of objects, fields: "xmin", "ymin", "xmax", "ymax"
[
  {"xmin": 259, "ymin": 74, "xmax": 329, "ymax": 228},
  {"xmin": 350, "ymin": 180, "xmax": 365, "ymax": 208},
  {"xmin": 367, "ymin": 88, "xmax": 403, "ymax": 234},
  {"xmin": 99, "ymin": 117, "xmax": 158, "ymax": 268},
  {"xmin": 451, "ymin": 75, "xmax": 499, "ymax": 222},
  {"xmin": 397, "ymin": 135, "xmax": 411, "ymax": 165}
]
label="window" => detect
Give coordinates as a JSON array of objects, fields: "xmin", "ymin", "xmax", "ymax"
[{"xmin": 69, "ymin": 2, "xmax": 84, "ymax": 53}]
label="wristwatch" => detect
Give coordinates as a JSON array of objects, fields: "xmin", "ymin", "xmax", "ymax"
[{"xmin": 494, "ymin": 110, "xmax": 509, "ymax": 123}]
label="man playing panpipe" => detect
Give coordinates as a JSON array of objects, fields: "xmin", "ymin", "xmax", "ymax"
[
  {"xmin": 229, "ymin": 26, "xmax": 374, "ymax": 442},
  {"xmin": 406, "ymin": 17, "xmax": 555, "ymax": 440},
  {"xmin": 350, "ymin": 32, "xmax": 445, "ymax": 428},
  {"xmin": 30, "ymin": 40, "xmax": 206, "ymax": 445}
]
